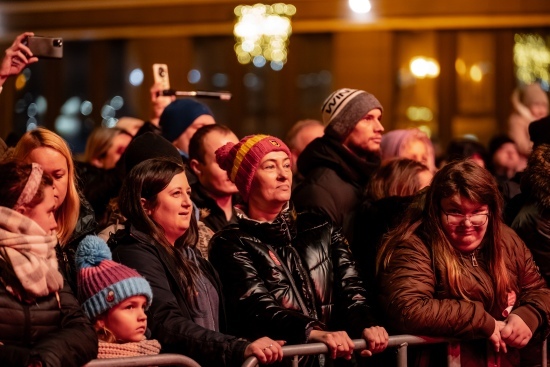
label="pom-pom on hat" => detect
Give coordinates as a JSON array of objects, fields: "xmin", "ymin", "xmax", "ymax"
[
  {"xmin": 160, "ymin": 99, "xmax": 213, "ymax": 143},
  {"xmin": 76, "ymin": 235, "xmax": 153, "ymax": 320},
  {"xmin": 321, "ymin": 88, "xmax": 383, "ymax": 141},
  {"xmin": 216, "ymin": 134, "xmax": 291, "ymax": 202}
]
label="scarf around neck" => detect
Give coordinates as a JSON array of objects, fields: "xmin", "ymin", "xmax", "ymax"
[
  {"xmin": 98, "ymin": 339, "xmax": 161, "ymax": 359},
  {"xmin": 0, "ymin": 206, "xmax": 63, "ymax": 299}
]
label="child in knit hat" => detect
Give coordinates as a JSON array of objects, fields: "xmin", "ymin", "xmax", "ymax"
[{"xmin": 76, "ymin": 235, "xmax": 161, "ymax": 359}]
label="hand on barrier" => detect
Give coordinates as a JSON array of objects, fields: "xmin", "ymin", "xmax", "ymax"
[
  {"xmin": 501, "ymin": 313, "xmax": 533, "ymax": 349},
  {"xmin": 361, "ymin": 326, "xmax": 389, "ymax": 357},
  {"xmin": 244, "ymin": 337, "xmax": 285, "ymax": 364},
  {"xmin": 1, "ymin": 32, "xmax": 38, "ymax": 79},
  {"xmin": 309, "ymin": 330, "xmax": 354, "ymax": 360},
  {"xmin": 490, "ymin": 319, "xmax": 508, "ymax": 353}
]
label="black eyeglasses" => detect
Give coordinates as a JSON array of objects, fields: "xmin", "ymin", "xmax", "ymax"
[{"xmin": 442, "ymin": 211, "xmax": 489, "ymax": 226}]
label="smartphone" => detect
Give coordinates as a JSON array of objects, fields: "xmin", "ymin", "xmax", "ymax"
[
  {"xmin": 27, "ymin": 36, "xmax": 63, "ymax": 59},
  {"xmin": 152, "ymin": 63, "xmax": 170, "ymax": 91}
]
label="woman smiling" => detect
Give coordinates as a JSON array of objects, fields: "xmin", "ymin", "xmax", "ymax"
[{"xmin": 377, "ymin": 160, "xmax": 550, "ymax": 366}]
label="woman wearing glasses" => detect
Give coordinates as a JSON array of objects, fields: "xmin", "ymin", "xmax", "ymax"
[{"xmin": 377, "ymin": 160, "xmax": 550, "ymax": 367}]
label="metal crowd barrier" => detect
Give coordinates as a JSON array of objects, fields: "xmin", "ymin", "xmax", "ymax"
[
  {"xmin": 81, "ymin": 335, "xmax": 548, "ymax": 367},
  {"xmin": 241, "ymin": 335, "xmax": 548, "ymax": 367},
  {"xmin": 84, "ymin": 353, "xmax": 201, "ymax": 367}
]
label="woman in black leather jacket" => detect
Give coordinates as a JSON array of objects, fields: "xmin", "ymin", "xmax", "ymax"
[
  {"xmin": 108, "ymin": 157, "xmax": 283, "ymax": 367},
  {"xmin": 209, "ymin": 135, "xmax": 388, "ymax": 365}
]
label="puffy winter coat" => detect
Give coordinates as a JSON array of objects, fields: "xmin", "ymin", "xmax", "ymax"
[
  {"xmin": 292, "ymin": 135, "xmax": 380, "ymax": 243},
  {"xmin": 378, "ymin": 224, "xmax": 550, "ymax": 367},
  {"xmin": 108, "ymin": 225, "xmax": 250, "ymax": 367},
  {"xmin": 209, "ymin": 203, "xmax": 378, "ymax": 346},
  {"xmin": 0, "ymin": 269, "xmax": 98, "ymax": 367}
]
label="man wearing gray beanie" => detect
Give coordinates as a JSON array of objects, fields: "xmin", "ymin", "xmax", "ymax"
[{"xmin": 293, "ymin": 88, "xmax": 384, "ymax": 244}]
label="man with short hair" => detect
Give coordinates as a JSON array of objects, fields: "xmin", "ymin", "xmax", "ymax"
[
  {"xmin": 285, "ymin": 119, "xmax": 325, "ymax": 175},
  {"xmin": 189, "ymin": 124, "xmax": 240, "ymax": 233},
  {"xmin": 292, "ymin": 88, "xmax": 384, "ymax": 243}
]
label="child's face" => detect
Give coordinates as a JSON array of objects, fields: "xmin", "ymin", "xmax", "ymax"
[{"xmin": 102, "ymin": 295, "xmax": 148, "ymax": 342}]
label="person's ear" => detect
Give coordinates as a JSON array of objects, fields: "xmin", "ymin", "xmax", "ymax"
[
  {"xmin": 140, "ymin": 198, "xmax": 152, "ymax": 216},
  {"xmin": 95, "ymin": 318, "xmax": 105, "ymax": 329},
  {"xmin": 14, "ymin": 206, "xmax": 26, "ymax": 215},
  {"xmin": 189, "ymin": 158, "xmax": 201, "ymax": 176},
  {"xmin": 91, "ymin": 158, "xmax": 104, "ymax": 168}
]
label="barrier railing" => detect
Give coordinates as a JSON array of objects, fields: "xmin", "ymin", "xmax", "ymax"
[
  {"xmin": 82, "ymin": 336, "xmax": 548, "ymax": 367},
  {"xmin": 84, "ymin": 353, "xmax": 201, "ymax": 367},
  {"xmin": 241, "ymin": 335, "xmax": 548, "ymax": 367}
]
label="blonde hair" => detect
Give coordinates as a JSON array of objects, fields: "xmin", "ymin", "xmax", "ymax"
[
  {"xmin": 83, "ymin": 127, "xmax": 131, "ymax": 166},
  {"xmin": 12, "ymin": 127, "xmax": 80, "ymax": 246},
  {"xmin": 94, "ymin": 321, "xmax": 117, "ymax": 343}
]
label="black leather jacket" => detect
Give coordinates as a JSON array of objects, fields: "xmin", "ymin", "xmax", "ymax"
[
  {"xmin": 108, "ymin": 225, "xmax": 249, "ymax": 367},
  {"xmin": 209, "ymin": 203, "xmax": 378, "ymax": 345}
]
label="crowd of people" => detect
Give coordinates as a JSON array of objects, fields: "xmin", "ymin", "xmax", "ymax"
[{"xmin": 1, "ymin": 31, "xmax": 550, "ymax": 367}]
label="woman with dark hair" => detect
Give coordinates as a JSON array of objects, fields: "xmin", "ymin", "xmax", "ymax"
[
  {"xmin": 209, "ymin": 135, "xmax": 388, "ymax": 367},
  {"xmin": 377, "ymin": 160, "xmax": 550, "ymax": 366},
  {"xmin": 352, "ymin": 158, "xmax": 432, "ymax": 296},
  {"xmin": 108, "ymin": 157, "xmax": 283, "ymax": 367},
  {"xmin": 0, "ymin": 160, "xmax": 97, "ymax": 366},
  {"xmin": 365, "ymin": 158, "xmax": 432, "ymax": 202}
]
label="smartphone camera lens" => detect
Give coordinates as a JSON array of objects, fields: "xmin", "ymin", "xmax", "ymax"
[
  {"xmin": 53, "ymin": 39, "xmax": 63, "ymax": 47},
  {"xmin": 158, "ymin": 68, "xmax": 166, "ymax": 77}
]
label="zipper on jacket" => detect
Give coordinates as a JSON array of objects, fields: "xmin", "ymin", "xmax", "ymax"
[
  {"xmin": 265, "ymin": 244, "xmax": 311, "ymax": 317},
  {"xmin": 289, "ymin": 246, "xmax": 319, "ymax": 320},
  {"xmin": 470, "ymin": 252, "xmax": 478, "ymax": 267}
]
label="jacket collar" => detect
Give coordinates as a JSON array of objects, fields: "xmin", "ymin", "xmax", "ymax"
[
  {"xmin": 297, "ymin": 135, "xmax": 380, "ymax": 186},
  {"xmin": 235, "ymin": 202, "xmax": 298, "ymax": 245}
]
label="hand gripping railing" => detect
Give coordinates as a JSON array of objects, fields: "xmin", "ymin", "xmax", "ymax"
[
  {"xmin": 84, "ymin": 353, "xmax": 201, "ymax": 367},
  {"xmin": 241, "ymin": 335, "xmax": 548, "ymax": 367}
]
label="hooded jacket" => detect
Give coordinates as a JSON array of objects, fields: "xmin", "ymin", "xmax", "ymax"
[
  {"xmin": 209, "ymin": 203, "xmax": 378, "ymax": 347},
  {"xmin": 108, "ymin": 225, "xmax": 249, "ymax": 367},
  {"xmin": 378, "ymin": 224, "xmax": 550, "ymax": 367},
  {"xmin": 292, "ymin": 135, "xmax": 380, "ymax": 243}
]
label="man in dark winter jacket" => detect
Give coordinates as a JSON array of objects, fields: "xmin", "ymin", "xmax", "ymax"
[
  {"xmin": 189, "ymin": 124, "xmax": 241, "ymax": 234},
  {"xmin": 292, "ymin": 88, "xmax": 384, "ymax": 243}
]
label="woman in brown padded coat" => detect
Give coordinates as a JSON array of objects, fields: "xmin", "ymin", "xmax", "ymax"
[{"xmin": 377, "ymin": 159, "xmax": 550, "ymax": 367}]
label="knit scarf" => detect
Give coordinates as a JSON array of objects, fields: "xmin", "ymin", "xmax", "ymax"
[
  {"xmin": 0, "ymin": 206, "xmax": 63, "ymax": 300},
  {"xmin": 97, "ymin": 339, "xmax": 161, "ymax": 359}
]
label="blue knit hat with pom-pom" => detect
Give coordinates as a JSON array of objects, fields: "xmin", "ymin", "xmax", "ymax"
[{"xmin": 76, "ymin": 235, "xmax": 153, "ymax": 320}]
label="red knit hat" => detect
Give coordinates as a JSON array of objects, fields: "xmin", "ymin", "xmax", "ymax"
[{"xmin": 215, "ymin": 134, "xmax": 291, "ymax": 202}]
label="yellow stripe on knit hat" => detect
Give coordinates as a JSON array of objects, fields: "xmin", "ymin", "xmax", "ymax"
[{"xmin": 230, "ymin": 134, "xmax": 268, "ymax": 181}]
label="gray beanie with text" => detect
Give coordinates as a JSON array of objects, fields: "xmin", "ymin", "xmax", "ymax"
[{"xmin": 321, "ymin": 88, "xmax": 383, "ymax": 141}]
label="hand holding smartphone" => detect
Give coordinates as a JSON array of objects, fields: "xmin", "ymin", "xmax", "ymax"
[
  {"xmin": 153, "ymin": 63, "xmax": 170, "ymax": 91},
  {"xmin": 26, "ymin": 36, "xmax": 63, "ymax": 59}
]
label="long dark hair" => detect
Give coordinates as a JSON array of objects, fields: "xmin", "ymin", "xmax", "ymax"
[
  {"xmin": 119, "ymin": 157, "xmax": 199, "ymax": 303},
  {"xmin": 378, "ymin": 160, "xmax": 512, "ymax": 308}
]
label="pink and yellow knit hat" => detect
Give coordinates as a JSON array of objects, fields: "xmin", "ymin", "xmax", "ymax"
[{"xmin": 215, "ymin": 134, "xmax": 291, "ymax": 202}]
